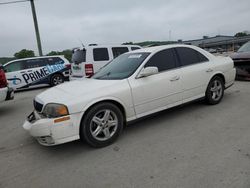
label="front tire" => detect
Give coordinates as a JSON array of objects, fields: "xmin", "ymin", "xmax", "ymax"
[
  {"xmin": 205, "ymin": 76, "xmax": 224, "ymax": 105},
  {"xmin": 80, "ymin": 102, "xmax": 124, "ymax": 148}
]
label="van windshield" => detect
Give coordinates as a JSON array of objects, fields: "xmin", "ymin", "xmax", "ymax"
[
  {"xmin": 72, "ymin": 49, "xmax": 86, "ymax": 63},
  {"xmin": 92, "ymin": 52, "xmax": 150, "ymax": 80}
]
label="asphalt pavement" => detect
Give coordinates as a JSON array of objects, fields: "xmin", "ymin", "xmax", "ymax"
[{"xmin": 0, "ymin": 82, "xmax": 250, "ymax": 188}]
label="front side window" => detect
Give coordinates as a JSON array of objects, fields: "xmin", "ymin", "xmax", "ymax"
[
  {"xmin": 112, "ymin": 47, "xmax": 129, "ymax": 58},
  {"xmin": 4, "ymin": 61, "xmax": 25, "ymax": 72},
  {"xmin": 145, "ymin": 49, "xmax": 177, "ymax": 72},
  {"xmin": 93, "ymin": 48, "xmax": 109, "ymax": 61},
  {"xmin": 47, "ymin": 57, "xmax": 64, "ymax": 65},
  {"xmin": 175, "ymin": 47, "xmax": 208, "ymax": 66},
  {"xmin": 92, "ymin": 52, "xmax": 150, "ymax": 80}
]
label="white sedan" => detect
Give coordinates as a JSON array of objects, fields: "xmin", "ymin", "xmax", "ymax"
[{"xmin": 23, "ymin": 45, "xmax": 236, "ymax": 147}]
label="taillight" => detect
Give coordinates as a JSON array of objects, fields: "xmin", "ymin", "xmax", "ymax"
[
  {"xmin": 65, "ymin": 64, "xmax": 71, "ymax": 69},
  {"xmin": 85, "ymin": 64, "xmax": 94, "ymax": 77},
  {"xmin": 0, "ymin": 68, "xmax": 8, "ymax": 88}
]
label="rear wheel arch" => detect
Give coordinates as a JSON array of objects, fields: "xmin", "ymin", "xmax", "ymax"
[
  {"xmin": 208, "ymin": 73, "xmax": 225, "ymax": 87},
  {"xmin": 49, "ymin": 72, "xmax": 65, "ymax": 86}
]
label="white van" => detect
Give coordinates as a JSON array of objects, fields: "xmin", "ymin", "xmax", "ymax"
[
  {"xmin": 4, "ymin": 56, "xmax": 71, "ymax": 90},
  {"xmin": 71, "ymin": 44, "xmax": 141, "ymax": 79}
]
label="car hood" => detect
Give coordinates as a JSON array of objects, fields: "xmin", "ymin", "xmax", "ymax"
[
  {"xmin": 230, "ymin": 51, "xmax": 250, "ymax": 60},
  {"xmin": 35, "ymin": 79, "xmax": 122, "ymax": 105}
]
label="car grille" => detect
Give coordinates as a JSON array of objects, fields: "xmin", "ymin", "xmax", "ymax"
[{"xmin": 33, "ymin": 100, "xmax": 44, "ymax": 113}]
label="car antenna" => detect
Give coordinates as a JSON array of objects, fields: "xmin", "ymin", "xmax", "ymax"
[{"xmin": 78, "ymin": 38, "xmax": 85, "ymax": 48}]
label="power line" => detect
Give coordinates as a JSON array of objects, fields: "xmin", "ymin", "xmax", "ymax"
[{"xmin": 0, "ymin": 0, "xmax": 30, "ymax": 5}]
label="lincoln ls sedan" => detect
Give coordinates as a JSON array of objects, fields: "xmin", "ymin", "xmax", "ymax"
[{"xmin": 23, "ymin": 45, "xmax": 236, "ymax": 147}]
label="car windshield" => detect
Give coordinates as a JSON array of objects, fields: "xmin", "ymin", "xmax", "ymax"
[
  {"xmin": 238, "ymin": 42, "xmax": 250, "ymax": 53},
  {"xmin": 92, "ymin": 52, "xmax": 150, "ymax": 80}
]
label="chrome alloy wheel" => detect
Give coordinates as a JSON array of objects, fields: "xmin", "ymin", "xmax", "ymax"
[
  {"xmin": 210, "ymin": 79, "xmax": 223, "ymax": 101},
  {"xmin": 53, "ymin": 75, "xmax": 63, "ymax": 85},
  {"xmin": 90, "ymin": 109, "xmax": 118, "ymax": 141}
]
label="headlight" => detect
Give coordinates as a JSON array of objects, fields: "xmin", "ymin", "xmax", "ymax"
[{"xmin": 42, "ymin": 103, "xmax": 69, "ymax": 118}]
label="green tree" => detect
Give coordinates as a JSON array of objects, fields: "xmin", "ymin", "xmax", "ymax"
[
  {"xmin": 234, "ymin": 32, "xmax": 248, "ymax": 37},
  {"xmin": 47, "ymin": 50, "xmax": 72, "ymax": 62},
  {"xmin": 14, "ymin": 49, "xmax": 35, "ymax": 59}
]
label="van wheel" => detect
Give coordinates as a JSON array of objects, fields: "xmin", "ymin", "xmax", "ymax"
[
  {"xmin": 80, "ymin": 102, "xmax": 124, "ymax": 148},
  {"xmin": 50, "ymin": 74, "xmax": 64, "ymax": 86},
  {"xmin": 205, "ymin": 76, "xmax": 224, "ymax": 105}
]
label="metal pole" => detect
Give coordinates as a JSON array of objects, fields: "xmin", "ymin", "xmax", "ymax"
[{"xmin": 30, "ymin": 0, "xmax": 43, "ymax": 56}]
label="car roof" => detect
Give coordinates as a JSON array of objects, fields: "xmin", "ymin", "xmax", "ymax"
[
  {"xmin": 129, "ymin": 44, "xmax": 201, "ymax": 54},
  {"xmin": 4, "ymin": 55, "xmax": 65, "ymax": 66},
  {"xmin": 78, "ymin": 44, "xmax": 141, "ymax": 50}
]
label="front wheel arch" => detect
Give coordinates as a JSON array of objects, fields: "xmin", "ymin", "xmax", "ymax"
[
  {"xmin": 79, "ymin": 101, "xmax": 125, "ymax": 147},
  {"xmin": 79, "ymin": 100, "xmax": 126, "ymax": 135}
]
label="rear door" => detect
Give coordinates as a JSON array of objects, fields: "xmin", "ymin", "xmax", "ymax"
[{"xmin": 174, "ymin": 47, "xmax": 213, "ymax": 102}]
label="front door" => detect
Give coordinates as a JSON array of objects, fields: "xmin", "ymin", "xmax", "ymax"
[{"xmin": 128, "ymin": 48, "xmax": 182, "ymax": 118}]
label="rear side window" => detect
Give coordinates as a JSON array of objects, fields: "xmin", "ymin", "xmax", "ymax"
[
  {"xmin": 47, "ymin": 57, "xmax": 64, "ymax": 65},
  {"xmin": 112, "ymin": 47, "xmax": 129, "ymax": 58},
  {"xmin": 145, "ymin": 49, "xmax": 176, "ymax": 72},
  {"xmin": 131, "ymin": 47, "xmax": 141, "ymax": 51},
  {"xmin": 93, "ymin": 48, "xmax": 109, "ymax": 61},
  {"xmin": 24, "ymin": 59, "xmax": 47, "ymax": 68},
  {"xmin": 175, "ymin": 47, "xmax": 208, "ymax": 66},
  {"xmin": 4, "ymin": 61, "xmax": 25, "ymax": 72}
]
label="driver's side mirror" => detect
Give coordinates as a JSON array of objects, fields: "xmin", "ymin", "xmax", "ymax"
[{"xmin": 138, "ymin": 66, "xmax": 158, "ymax": 78}]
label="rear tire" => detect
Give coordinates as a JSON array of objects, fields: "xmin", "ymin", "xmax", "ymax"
[
  {"xmin": 205, "ymin": 76, "xmax": 224, "ymax": 105},
  {"xmin": 80, "ymin": 102, "xmax": 124, "ymax": 148},
  {"xmin": 50, "ymin": 74, "xmax": 64, "ymax": 86}
]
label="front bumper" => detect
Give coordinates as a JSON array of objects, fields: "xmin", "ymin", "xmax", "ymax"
[{"xmin": 23, "ymin": 111, "xmax": 81, "ymax": 146}]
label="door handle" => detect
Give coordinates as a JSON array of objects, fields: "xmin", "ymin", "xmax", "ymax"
[
  {"xmin": 206, "ymin": 69, "xmax": 213, "ymax": 73},
  {"xmin": 170, "ymin": 76, "xmax": 180, "ymax": 81}
]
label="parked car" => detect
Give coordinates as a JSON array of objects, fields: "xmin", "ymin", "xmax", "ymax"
[
  {"xmin": 71, "ymin": 44, "xmax": 141, "ymax": 79},
  {"xmin": 23, "ymin": 45, "xmax": 235, "ymax": 147},
  {"xmin": 4, "ymin": 56, "xmax": 71, "ymax": 90},
  {"xmin": 230, "ymin": 41, "xmax": 250, "ymax": 80},
  {"xmin": 0, "ymin": 64, "xmax": 14, "ymax": 102}
]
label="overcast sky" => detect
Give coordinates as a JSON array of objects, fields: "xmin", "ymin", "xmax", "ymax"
[{"xmin": 0, "ymin": 0, "xmax": 250, "ymax": 56}]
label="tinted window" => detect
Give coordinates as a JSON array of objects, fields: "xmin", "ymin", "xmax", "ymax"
[
  {"xmin": 112, "ymin": 47, "xmax": 129, "ymax": 58},
  {"xmin": 93, "ymin": 53, "xmax": 150, "ymax": 80},
  {"xmin": 93, "ymin": 48, "xmax": 109, "ymax": 61},
  {"xmin": 176, "ymin": 47, "xmax": 208, "ymax": 66},
  {"xmin": 145, "ymin": 49, "xmax": 176, "ymax": 72},
  {"xmin": 47, "ymin": 57, "xmax": 64, "ymax": 65},
  {"xmin": 4, "ymin": 61, "xmax": 25, "ymax": 72},
  {"xmin": 72, "ymin": 49, "xmax": 86, "ymax": 63},
  {"xmin": 197, "ymin": 52, "xmax": 209, "ymax": 62},
  {"xmin": 24, "ymin": 59, "xmax": 47, "ymax": 69},
  {"xmin": 131, "ymin": 47, "xmax": 141, "ymax": 51}
]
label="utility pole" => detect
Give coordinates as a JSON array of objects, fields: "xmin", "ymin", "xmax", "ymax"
[{"xmin": 30, "ymin": 0, "xmax": 43, "ymax": 56}]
